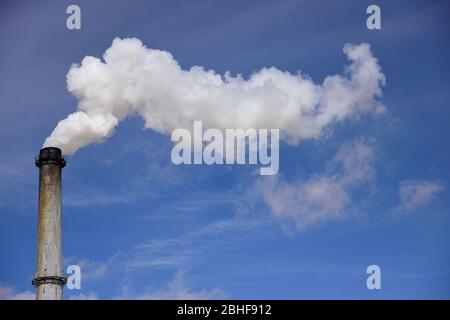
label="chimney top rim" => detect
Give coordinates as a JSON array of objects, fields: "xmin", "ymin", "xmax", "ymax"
[{"xmin": 36, "ymin": 147, "xmax": 66, "ymax": 168}]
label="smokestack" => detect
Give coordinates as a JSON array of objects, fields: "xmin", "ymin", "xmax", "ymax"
[{"xmin": 32, "ymin": 147, "xmax": 67, "ymax": 300}]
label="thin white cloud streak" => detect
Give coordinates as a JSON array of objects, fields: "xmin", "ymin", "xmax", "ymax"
[
  {"xmin": 130, "ymin": 270, "xmax": 227, "ymax": 300},
  {"xmin": 68, "ymin": 292, "xmax": 99, "ymax": 300},
  {"xmin": 251, "ymin": 139, "xmax": 376, "ymax": 229},
  {"xmin": 396, "ymin": 179, "xmax": 445, "ymax": 212},
  {"xmin": 114, "ymin": 270, "xmax": 226, "ymax": 300},
  {"xmin": 64, "ymin": 255, "xmax": 118, "ymax": 280},
  {"xmin": 63, "ymin": 186, "xmax": 138, "ymax": 207},
  {"xmin": 121, "ymin": 214, "xmax": 270, "ymax": 271},
  {"xmin": 43, "ymin": 38, "xmax": 385, "ymax": 155},
  {"xmin": 0, "ymin": 284, "xmax": 34, "ymax": 300}
]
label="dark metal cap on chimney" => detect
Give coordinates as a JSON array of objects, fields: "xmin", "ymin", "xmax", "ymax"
[{"xmin": 35, "ymin": 147, "xmax": 66, "ymax": 168}]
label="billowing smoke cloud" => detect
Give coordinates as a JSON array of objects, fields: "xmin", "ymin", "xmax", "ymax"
[{"xmin": 44, "ymin": 38, "xmax": 385, "ymax": 155}]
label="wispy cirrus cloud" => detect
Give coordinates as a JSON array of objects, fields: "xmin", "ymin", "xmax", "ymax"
[
  {"xmin": 68, "ymin": 292, "xmax": 99, "ymax": 300},
  {"xmin": 396, "ymin": 179, "xmax": 445, "ymax": 212},
  {"xmin": 122, "ymin": 213, "xmax": 267, "ymax": 271},
  {"xmin": 64, "ymin": 255, "xmax": 118, "ymax": 281},
  {"xmin": 119, "ymin": 270, "xmax": 227, "ymax": 300},
  {"xmin": 251, "ymin": 138, "xmax": 376, "ymax": 229},
  {"xmin": 0, "ymin": 283, "xmax": 34, "ymax": 300}
]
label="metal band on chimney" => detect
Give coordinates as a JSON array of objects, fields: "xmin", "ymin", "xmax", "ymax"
[{"xmin": 32, "ymin": 276, "xmax": 68, "ymax": 287}]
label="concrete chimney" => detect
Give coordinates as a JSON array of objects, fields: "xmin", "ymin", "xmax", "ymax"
[{"xmin": 32, "ymin": 147, "xmax": 67, "ymax": 300}]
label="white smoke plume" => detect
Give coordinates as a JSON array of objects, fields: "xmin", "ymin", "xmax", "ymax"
[{"xmin": 44, "ymin": 38, "xmax": 386, "ymax": 155}]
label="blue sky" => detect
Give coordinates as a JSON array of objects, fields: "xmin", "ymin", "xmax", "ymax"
[{"xmin": 0, "ymin": 0, "xmax": 449, "ymax": 299}]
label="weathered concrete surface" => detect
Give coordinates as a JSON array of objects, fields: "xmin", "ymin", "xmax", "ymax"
[{"xmin": 33, "ymin": 148, "xmax": 66, "ymax": 300}]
